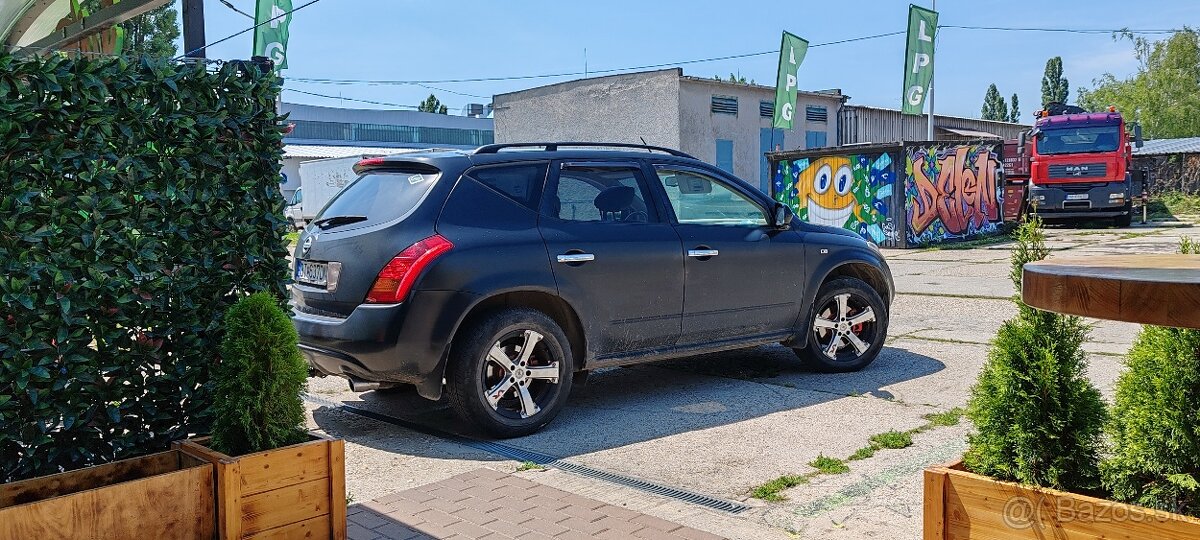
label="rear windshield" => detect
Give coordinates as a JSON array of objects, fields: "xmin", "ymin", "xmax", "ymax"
[{"xmin": 315, "ymin": 171, "xmax": 440, "ymax": 230}]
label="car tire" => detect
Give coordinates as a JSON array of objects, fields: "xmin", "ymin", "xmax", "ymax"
[
  {"xmin": 1114, "ymin": 203, "xmax": 1133, "ymax": 227},
  {"xmin": 446, "ymin": 308, "xmax": 574, "ymax": 438},
  {"xmin": 793, "ymin": 277, "xmax": 888, "ymax": 373}
]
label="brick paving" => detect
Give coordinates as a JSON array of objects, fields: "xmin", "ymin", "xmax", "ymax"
[{"xmin": 346, "ymin": 468, "xmax": 727, "ymax": 540}]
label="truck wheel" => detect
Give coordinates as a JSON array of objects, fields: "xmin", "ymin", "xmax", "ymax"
[
  {"xmin": 793, "ymin": 278, "xmax": 888, "ymax": 373},
  {"xmin": 1114, "ymin": 202, "xmax": 1133, "ymax": 227},
  {"xmin": 446, "ymin": 308, "xmax": 573, "ymax": 438}
]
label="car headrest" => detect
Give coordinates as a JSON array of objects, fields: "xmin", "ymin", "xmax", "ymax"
[{"xmin": 594, "ymin": 185, "xmax": 636, "ymax": 213}]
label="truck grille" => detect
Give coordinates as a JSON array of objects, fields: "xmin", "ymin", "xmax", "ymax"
[{"xmin": 1048, "ymin": 163, "xmax": 1107, "ymax": 179}]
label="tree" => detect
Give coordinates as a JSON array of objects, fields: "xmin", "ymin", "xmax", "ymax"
[
  {"xmin": 1078, "ymin": 28, "xmax": 1200, "ymax": 139},
  {"xmin": 418, "ymin": 94, "xmax": 449, "ymax": 114},
  {"xmin": 981, "ymin": 83, "xmax": 1009, "ymax": 121},
  {"xmin": 1009, "ymin": 93, "xmax": 1021, "ymax": 123},
  {"xmin": 1042, "ymin": 56, "xmax": 1070, "ymax": 105},
  {"xmin": 712, "ymin": 73, "xmax": 755, "ymax": 85},
  {"xmin": 965, "ymin": 216, "xmax": 1107, "ymax": 492},
  {"xmin": 80, "ymin": 1, "xmax": 179, "ymax": 58}
]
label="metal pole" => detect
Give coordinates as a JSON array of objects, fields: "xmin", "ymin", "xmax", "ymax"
[
  {"xmin": 182, "ymin": 0, "xmax": 206, "ymax": 58},
  {"xmin": 926, "ymin": 0, "xmax": 935, "ymax": 140}
]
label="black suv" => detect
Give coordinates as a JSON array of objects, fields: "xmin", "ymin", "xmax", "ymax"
[{"xmin": 292, "ymin": 143, "xmax": 893, "ymax": 437}]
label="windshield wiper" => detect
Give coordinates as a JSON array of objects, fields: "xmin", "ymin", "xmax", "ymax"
[{"xmin": 312, "ymin": 215, "xmax": 367, "ymax": 229}]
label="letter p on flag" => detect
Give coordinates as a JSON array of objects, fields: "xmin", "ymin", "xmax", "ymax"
[{"xmin": 773, "ymin": 32, "xmax": 809, "ymax": 130}]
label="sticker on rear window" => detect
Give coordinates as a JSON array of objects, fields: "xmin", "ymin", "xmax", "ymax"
[{"xmin": 409, "ymin": 174, "xmax": 428, "ymax": 185}]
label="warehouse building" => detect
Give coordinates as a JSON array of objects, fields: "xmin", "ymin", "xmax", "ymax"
[
  {"xmin": 493, "ymin": 68, "xmax": 846, "ymax": 193},
  {"xmin": 838, "ymin": 104, "xmax": 1029, "ymax": 145},
  {"xmin": 1133, "ymin": 137, "xmax": 1200, "ymax": 195}
]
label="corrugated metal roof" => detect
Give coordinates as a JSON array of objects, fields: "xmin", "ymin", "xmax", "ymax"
[
  {"xmin": 1133, "ymin": 137, "xmax": 1200, "ymax": 156},
  {"xmin": 939, "ymin": 126, "xmax": 1001, "ymax": 139},
  {"xmin": 282, "ymin": 145, "xmax": 425, "ymax": 159}
]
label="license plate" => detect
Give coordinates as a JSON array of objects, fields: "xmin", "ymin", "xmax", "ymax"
[
  {"xmin": 1066, "ymin": 194, "xmax": 1089, "ymax": 200},
  {"xmin": 295, "ymin": 260, "xmax": 328, "ymax": 287}
]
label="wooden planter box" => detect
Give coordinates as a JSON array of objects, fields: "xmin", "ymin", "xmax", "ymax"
[
  {"xmin": 0, "ymin": 449, "xmax": 215, "ymax": 539},
  {"xmin": 924, "ymin": 460, "xmax": 1200, "ymax": 539},
  {"xmin": 177, "ymin": 433, "xmax": 346, "ymax": 540}
]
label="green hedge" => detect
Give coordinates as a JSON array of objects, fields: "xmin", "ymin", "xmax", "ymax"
[{"xmin": 0, "ymin": 54, "xmax": 290, "ymax": 482}]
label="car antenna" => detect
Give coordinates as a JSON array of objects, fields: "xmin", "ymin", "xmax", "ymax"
[{"xmin": 639, "ymin": 136, "xmax": 652, "ymax": 152}]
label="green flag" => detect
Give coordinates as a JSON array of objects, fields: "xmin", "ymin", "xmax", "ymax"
[
  {"xmin": 902, "ymin": 4, "xmax": 938, "ymax": 116},
  {"xmin": 773, "ymin": 32, "xmax": 809, "ymax": 129},
  {"xmin": 254, "ymin": 0, "xmax": 293, "ymax": 69}
]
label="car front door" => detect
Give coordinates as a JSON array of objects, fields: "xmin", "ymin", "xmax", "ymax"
[
  {"xmin": 538, "ymin": 161, "xmax": 684, "ymax": 360},
  {"xmin": 650, "ymin": 164, "xmax": 805, "ymax": 345}
]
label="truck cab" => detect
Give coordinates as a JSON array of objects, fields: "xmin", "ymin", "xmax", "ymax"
[{"xmin": 1021, "ymin": 104, "xmax": 1143, "ymax": 226}]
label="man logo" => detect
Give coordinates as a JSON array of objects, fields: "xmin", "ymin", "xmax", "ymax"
[{"xmin": 1066, "ymin": 165, "xmax": 1089, "ymax": 176}]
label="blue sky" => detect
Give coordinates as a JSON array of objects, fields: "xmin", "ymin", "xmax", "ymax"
[{"xmin": 187, "ymin": 0, "xmax": 1197, "ymax": 121}]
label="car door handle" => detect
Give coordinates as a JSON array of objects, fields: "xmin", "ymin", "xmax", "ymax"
[
  {"xmin": 687, "ymin": 249, "xmax": 719, "ymax": 258},
  {"xmin": 557, "ymin": 253, "xmax": 595, "ymax": 263}
]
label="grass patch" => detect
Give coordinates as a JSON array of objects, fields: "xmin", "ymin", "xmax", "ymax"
[
  {"xmin": 809, "ymin": 454, "xmax": 849, "ymax": 474},
  {"xmin": 869, "ymin": 430, "xmax": 914, "ymax": 450},
  {"xmin": 1149, "ymin": 191, "xmax": 1200, "ymax": 220},
  {"xmin": 284, "ymin": 231, "xmax": 299, "ymax": 245},
  {"xmin": 918, "ymin": 230, "xmax": 1014, "ymax": 251},
  {"xmin": 923, "ymin": 407, "xmax": 965, "ymax": 427},
  {"xmin": 515, "ymin": 461, "xmax": 546, "ymax": 472},
  {"xmin": 750, "ymin": 474, "xmax": 810, "ymax": 501},
  {"xmin": 848, "ymin": 446, "xmax": 876, "ymax": 461}
]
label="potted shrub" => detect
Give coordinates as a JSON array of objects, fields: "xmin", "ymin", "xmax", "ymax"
[
  {"xmin": 178, "ymin": 292, "xmax": 346, "ymax": 540},
  {"xmin": 924, "ymin": 223, "xmax": 1200, "ymax": 539}
]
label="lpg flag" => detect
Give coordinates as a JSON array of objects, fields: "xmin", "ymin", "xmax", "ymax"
[
  {"xmin": 773, "ymin": 32, "xmax": 809, "ymax": 129},
  {"xmin": 254, "ymin": 0, "xmax": 293, "ymax": 69},
  {"xmin": 901, "ymin": 4, "xmax": 938, "ymax": 115}
]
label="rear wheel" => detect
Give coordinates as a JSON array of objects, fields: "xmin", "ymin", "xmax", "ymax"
[
  {"xmin": 446, "ymin": 308, "xmax": 573, "ymax": 438},
  {"xmin": 1114, "ymin": 202, "xmax": 1133, "ymax": 227},
  {"xmin": 793, "ymin": 277, "xmax": 888, "ymax": 372}
]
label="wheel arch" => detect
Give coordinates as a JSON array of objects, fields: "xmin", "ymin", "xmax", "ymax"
[
  {"xmin": 449, "ymin": 289, "xmax": 587, "ymax": 373},
  {"xmin": 790, "ymin": 254, "xmax": 892, "ymax": 348}
]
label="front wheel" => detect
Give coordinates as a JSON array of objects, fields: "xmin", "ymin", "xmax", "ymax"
[
  {"xmin": 446, "ymin": 308, "xmax": 573, "ymax": 438},
  {"xmin": 793, "ymin": 277, "xmax": 889, "ymax": 372},
  {"xmin": 1114, "ymin": 202, "xmax": 1133, "ymax": 227}
]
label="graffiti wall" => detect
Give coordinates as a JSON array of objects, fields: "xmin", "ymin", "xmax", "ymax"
[
  {"xmin": 774, "ymin": 153, "xmax": 900, "ymax": 246},
  {"xmin": 905, "ymin": 143, "xmax": 1003, "ymax": 245}
]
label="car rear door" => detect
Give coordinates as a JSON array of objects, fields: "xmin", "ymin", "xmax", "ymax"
[
  {"xmin": 649, "ymin": 163, "xmax": 805, "ymax": 345},
  {"xmin": 538, "ymin": 160, "xmax": 684, "ymax": 358}
]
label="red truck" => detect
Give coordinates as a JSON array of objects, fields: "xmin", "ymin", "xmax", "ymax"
[{"xmin": 1006, "ymin": 103, "xmax": 1144, "ymax": 226}]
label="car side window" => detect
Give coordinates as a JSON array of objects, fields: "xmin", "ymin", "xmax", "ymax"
[
  {"xmin": 465, "ymin": 163, "xmax": 548, "ymax": 210},
  {"xmin": 544, "ymin": 165, "xmax": 656, "ymax": 224},
  {"xmin": 655, "ymin": 168, "xmax": 768, "ymax": 226}
]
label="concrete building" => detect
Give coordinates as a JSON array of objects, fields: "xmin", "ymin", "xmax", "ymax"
[
  {"xmin": 493, "ymin": 68, "xmax": 845, "ymax": 193},
  {"xmin": 839, "ymin": 104, "xmax": 1029, "ymax": 145},
  {"xmin": 278, "ymin": 103, "xmax": 495, "ymax": 200}
]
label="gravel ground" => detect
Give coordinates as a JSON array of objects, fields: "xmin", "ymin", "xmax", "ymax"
[{"xmin": 304, "ymin": 220, "xmax": 1197, "ymax": 539}]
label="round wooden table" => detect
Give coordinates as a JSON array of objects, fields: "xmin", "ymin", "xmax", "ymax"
[{"xmin": 1022, "ymin": 254, "xmax": 1200, "ymax": 329}]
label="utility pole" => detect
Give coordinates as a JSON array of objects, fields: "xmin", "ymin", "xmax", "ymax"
[
  {"xmin": 926, "ymin": 0, "xmax": 935, "ymax": 140},
  {"xmin": 182, "ymin": 0, "xmax": 206, "ymax": 58}
]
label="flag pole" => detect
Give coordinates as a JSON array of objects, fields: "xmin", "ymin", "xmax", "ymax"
[{"xmin": 926, "ymin": 0, "xmax": 935, "ymax": 140}]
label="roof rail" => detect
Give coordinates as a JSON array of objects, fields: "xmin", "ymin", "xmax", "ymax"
[{"xmin": 473, "ymin": 142, "xmax": 697, "ymax": 159}]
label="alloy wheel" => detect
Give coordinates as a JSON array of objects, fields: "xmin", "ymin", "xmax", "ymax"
[
  {"xmin": 812, "ymin": 293, "xmax": 878, "ymax": 361},
  {"xmin": 481, "ymin": 329, "xmax": 561, "ymax": 419}
]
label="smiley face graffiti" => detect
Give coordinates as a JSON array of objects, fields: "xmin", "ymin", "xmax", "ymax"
[{"xmin": 796, "ymin": 157, "xmax": 857, "ymax": 227}]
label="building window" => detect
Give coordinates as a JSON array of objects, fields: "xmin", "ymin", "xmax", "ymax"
[
  {"xmin": 715, "ymin": 139, "xmax": 734, "ymax": 173},
  {"xmin": 288, "ymin": 119, "xmax": 495, "ymax": 146},
  {"xmin": 805, "ymin": 105, "xmax": 828, "ymax": 123},
  {"xmin": 711, "ymin": 96, "xmax": 738, "ymax": 115},
  {"xmin": 759, "ymin": 101, "xmax": 774, "ymax": 118},
  {"xmin": 805, "ymin": 131, "xmax": 828, "ymax": 149}
]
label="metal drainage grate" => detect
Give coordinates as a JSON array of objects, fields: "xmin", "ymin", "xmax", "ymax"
[{"xmin": 303, "ymin": 393, "xmax": 750, "ymax": 514}]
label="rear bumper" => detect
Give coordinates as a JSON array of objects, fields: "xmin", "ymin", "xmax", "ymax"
[{"xmin": 292, "ymin": 290, "xmax": 477, "ymax": 400}]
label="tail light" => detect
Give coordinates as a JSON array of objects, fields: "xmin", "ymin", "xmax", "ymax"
[{"xmin": 365, "ymin": 235, "xmax": 454, "ymax": 304}]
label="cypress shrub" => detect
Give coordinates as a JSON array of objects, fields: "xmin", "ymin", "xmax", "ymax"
[
  {"xmin": 964, "ymin": 216, "xmax": 1107, "ymax": 492},
  {"xmin": 1102, "ymin": 238, "xmax": 1200, "ymax": 516},
  {"xmin": 209, "ymin": 293, "xmax": 308, "ymax": 455}
]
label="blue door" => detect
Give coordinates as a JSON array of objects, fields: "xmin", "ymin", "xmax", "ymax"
[
  {"xmin": 715, "ymin": 139, "xmax": 734, "ymax": 175},
  {"xmin": 760, "ymin": 128, "xmax": 784, "ymax": 193}
]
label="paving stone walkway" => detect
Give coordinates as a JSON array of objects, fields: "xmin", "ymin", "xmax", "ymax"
[{"xmin": 346, "ymin": 468, "xmax": 727, "ymax": 540}]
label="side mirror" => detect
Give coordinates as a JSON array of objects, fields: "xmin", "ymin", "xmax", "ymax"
[
  {"xmin": 1133, "ymin": 124, "xmax": 1144, "ymax": 148},
  {"xmin": 772, "ymin": 202, "xmax": 794, "ymax": 229},
  {"xmin": 1017, "ymin": 131, "xmax": 1027, "ymax": 155}
]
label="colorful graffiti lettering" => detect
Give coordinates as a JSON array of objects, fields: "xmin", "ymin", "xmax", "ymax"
[
  {"xmin": 905, "ymin": 144, "xmax": 1002, "ymax": 245},
  {"xmin": 774, "ymin": 154, "xmax": 896, "ymax": 245}
]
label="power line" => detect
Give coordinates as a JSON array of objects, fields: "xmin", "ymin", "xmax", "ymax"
[
  {"xmin": 176, "ymin": 0, "xmax": 325, "ymax": 59},
  {"xmin": 284, "ymin": 87, "xmax": 468, "ymax": 112},
  {"xmin": 217, "ymin": 0, "xmax": 254, "ymax": 20},
  {"xmin": 941, "ymin": 25, "xmax": 1179, "ymax": 35}
]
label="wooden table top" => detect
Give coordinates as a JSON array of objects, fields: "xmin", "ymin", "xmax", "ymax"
[{"xmin": 1022, "ymin": 254, "xmax": 1200, "ymax": 329}]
